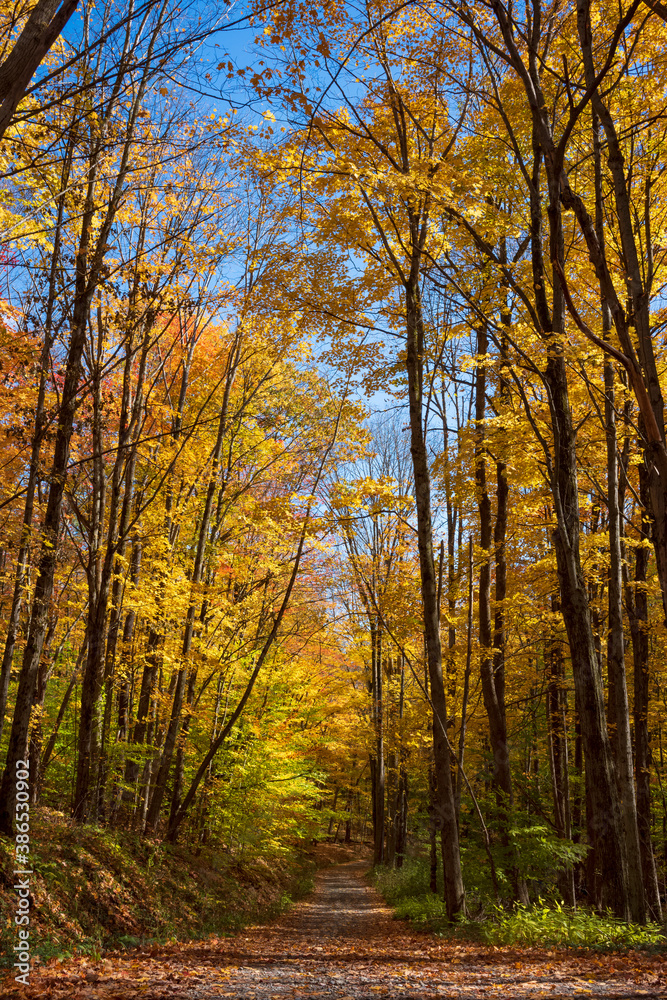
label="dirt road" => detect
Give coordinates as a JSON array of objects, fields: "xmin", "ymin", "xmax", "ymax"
[{"xmin": 6, "ymin": 858, "xmax": 667, "ymax": 998}]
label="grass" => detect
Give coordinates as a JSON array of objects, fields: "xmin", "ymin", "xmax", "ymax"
[
  {"xmin": 372, "ymin": 858, "xmax": 667, "ymax": 952},
  {"xmin": 0, "ymin": 807, "xmax": 315, "ymax": 968}
]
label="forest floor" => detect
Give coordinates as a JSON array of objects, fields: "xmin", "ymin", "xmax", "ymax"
[
  {"xmin": 0, "ymin": 809, "xmax": 317, "ymax": 966},
  {"xmin": 4, "ymin": 847, "xmax": 667, "ymax": 999}
]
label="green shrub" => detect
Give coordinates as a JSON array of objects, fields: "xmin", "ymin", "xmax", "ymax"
[
  {"xmin": 482, "ymin": 901, "xmax": 665, "ymax": 951},
  {"xmin": 372, "ymin": 858, "xmax": 666, "ymax": 951},
  {"xmin": 372, "ymin": 859, "xmax": 453, "ymax": 933}
]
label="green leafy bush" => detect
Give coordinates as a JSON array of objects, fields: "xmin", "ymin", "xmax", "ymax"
[
  {"xmin": 372, "ymin": 859, "xmax": 454, "ymax": 933},
  {"xmin": 508, "ymin": 826, "xmax": 588, "ymax": 882},
  {"xmin": 482, "ymin": 901, "xmax": 665, "ymax": 951},
  {"xmin": 373, "ymin": 858, "xmax": 666, "ymax": 951}
]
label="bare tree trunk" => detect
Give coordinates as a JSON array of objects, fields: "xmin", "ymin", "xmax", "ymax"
[
  {"xmin": 428, "ymin": 760, "xmax": 438, "ymax": 894},
  {"xmin": 570, "ymin": 0, "xmax": 667, "ymax": 625},
  {"xmin": 27, "ymin": 620, "xmax": 57, "ymax": 802},
  {"xmin": 168, "ymin": 666, "xmax": 198, "ymax": 830},
  {"xmin": 546, "ymin": 339, "xmax": 629, "ymax": 918},
  {"xmin": 108, "ymin": 537, "xmax": 142, "ymax": 822},
  {"xmin": 424, "ymin": 657, "xmax": 438, "ymax": 893},
  {"xmin": 544, "ymin": 137, "xmax": 629, "ymax": 919},
  {"xmin": 442, "ymin": 410, "xmax": 458, "ymax": 706},
  {"xmin": 124, "ymin": 626, "xmax": 160, "ymax": 792}
]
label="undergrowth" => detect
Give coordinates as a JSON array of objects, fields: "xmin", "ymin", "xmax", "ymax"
[
  {"xmin": 0, "ymin": 808, "xmax": 315, "ymax": 968},
  {"xmin": 373, "ymin": 858, "xmax": 666, "ymax": 952},
  {"xmin": 482, "ymin": 902, "xmax": 665, "ymax": 950}
]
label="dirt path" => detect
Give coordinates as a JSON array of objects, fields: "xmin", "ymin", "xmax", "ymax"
[{"xmin": 6, "ymin": 859, "xmax": 667, "ymax": 998}]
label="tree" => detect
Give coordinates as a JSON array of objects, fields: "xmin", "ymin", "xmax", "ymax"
[{"xmin": 0, "ymin": 0, "xmax": 78, "ymax": 141}]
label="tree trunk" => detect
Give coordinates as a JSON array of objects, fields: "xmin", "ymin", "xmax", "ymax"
[
  {"xmin": 395, "ymin": 655, "xmax": 407, "ymax": 868},
  {"xmin": 124, "ymin": 626, "xmax": 160, "ymax": 791},
  {"xmin": 572, "ymin": 0, "xmax": 667, "ymax": 625},
  {"xmin": 428, "ymin": 759, "xmax": 438, "ymax": 894},
  {"xmin": 405, "ymin": 270, "xmax": 464, "ymax": 919},
  {"xmin": 0, "ymin": 0, "xmax": 78, "ymax": 142},
  {"xmin": 546, "ymin": 608, "xmax": 576, "ymax": 906},
  {"xmin": 543, "ymin": 133, "xmax": 629, "ymax": 918},
  {"xmin": 146, "ymin": 378, "xmax": 235, "ymax": 832},
  {"xmin": 604, "ymin": 348, "xmax": 645, "ymax": 923},
  {"xmin": 108, "ymin": 537, "xmax": 142, "ymax": 821},
  {"xmin": 468, "ymin": 0, "xmax": 632, "ymax": 919},
  {"xmin": 0, "ymin": 130, "xmax": 73, "ymax": 748},
  {"xmin": 474, "ymin": 323, "xmax": 528, "ymax": 905},
  {"xmin": 455, "ymin": 538, "xmax": 474, "ymax": 823},
  {"xmin": 588, "ymin": 101, "xmax": 646, "ymax": 921},
  {"xmin": 38, "ymin": 637, "xmax": 87, "ymax": 794},
  {"xmin": 546, "ymin": 341, "xmax": 629, "ymax": 918},
  {"xmin": 0, "ymin": 147, "xmax": 100, "ymax": 834},
  {"xmin": 371, "ymin": 622, "xmax": 385, "ymax": 865},
  {"xmin": 628, "ymin": 469, "xmax": 663, "ymax": 920},
  {"xmin": 27, "ymin": 620, "xmax": 57, "ymax": 803}
]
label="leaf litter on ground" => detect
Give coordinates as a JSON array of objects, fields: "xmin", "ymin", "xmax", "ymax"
[{"xmin": 3, "ymin": 859, "xmax": 666, "ymax": 999}]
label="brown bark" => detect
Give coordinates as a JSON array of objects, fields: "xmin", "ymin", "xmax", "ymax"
[
  {"xmin": 604, "ymin": 352, "xmax": 645, "ymax": 922},
  {"xmin": 545, "ymin": 604, "xmax": 576, "ymax": 906},
  {"xmin": 547, "ymin": 617, "xmax": 566, "ymax": 837},
  {"xmin": 27, "ymin": 618, "xmax": 57, "ymax": 803},
  {"xmin": 395, "ymin": 656, "xmax": 408, "ymax": 869},
  {"xmin": 474, "ymin": 324, "xmax": 528, "ymax": 905},
  {"xmin": 444, "ymin": 0, "xmax": 630, "ymax": 915},
  {"xmin": 71, "ymin": 5, "xmax": 177, "ymax": 822},
  {"xmin": 124, "ymin": 625, "xmax": 160, "ymax": 792},
  {"xmin": 556, "ymin": 0, "xmax": 667, "ymax": 626},
  {"xmin": 0, "ymin": 0, "xmax": 78, "ymax": 141},
  {"xmin": 455, "ymin": 537, "xmax": 474, "ymax": 824},
  {"xmin": 441, "ymin": 410, "xmax": 458, "ymax": 705},
  {"xmin": 627, "ymin": 469, "xmax": 663, "ymax": 920},
  {"xmin": 117, "ymin": 539, "xmax": 142, "ymax": 742},
  {"xmin": 540, "ymin": 83, "xmax": 629, "ymax": 918},
  {"xmin": 371, "ymin": 622, "xmax": 385, "ymax": 865},
  {"xmin": 0, "ymin": 131, "xmax": 72, "ymax": 745},
  {"xmin": 590, "ymin": 103, "xmax": 645, "ymax": 922},
  {"xmin": 546, "ymin": 338, "xmax": 629, "ymax": 918},
  {"xmin": 406, "ymin": 272, "xmax": 464, "ymax": 919},
  {"xmin": 425, "ymin": 659, "xmax": 438, "ymax": 894},
  {"xmin": 0, "ymin": 139, "xmax": 100, "ymax": 835}
]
